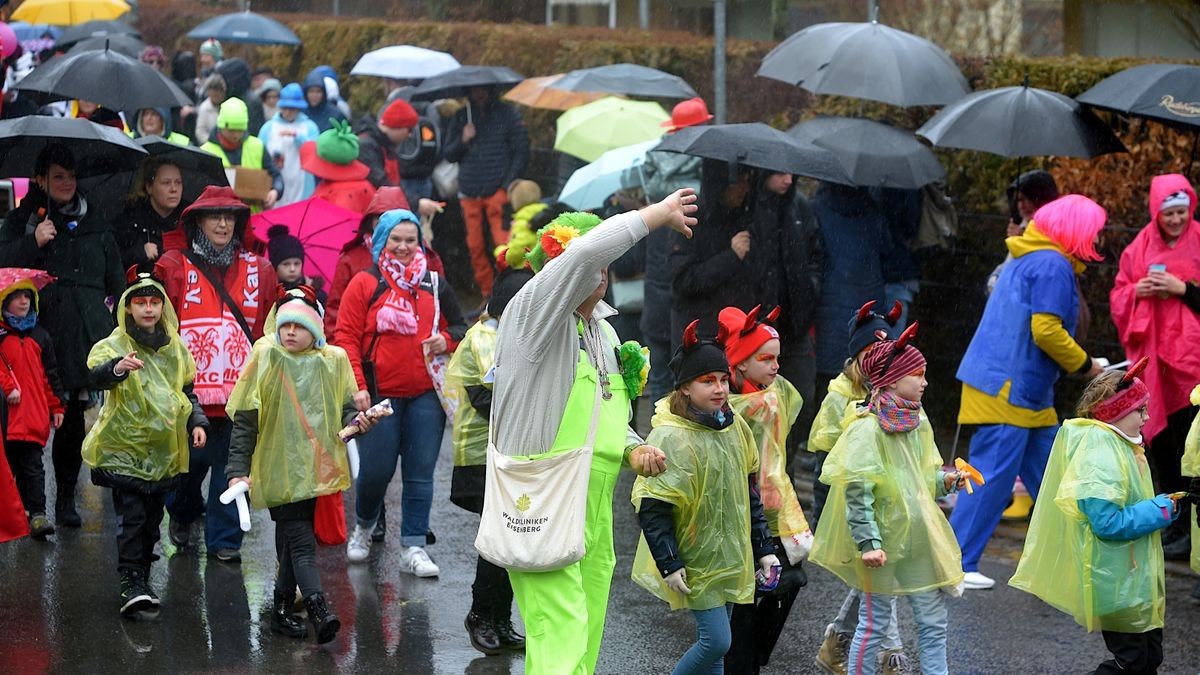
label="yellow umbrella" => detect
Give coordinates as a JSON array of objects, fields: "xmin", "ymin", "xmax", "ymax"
[
  {"xmin": 554, "ymin": 96, "xmax": 669, "ymax": 162},
  {"xmin": 12, "ymin": 0, "xmax": 131, "ymax": 25},
  {"xmin": 504, "ymin": 74, "xmax": 606, "ymax": 111}
]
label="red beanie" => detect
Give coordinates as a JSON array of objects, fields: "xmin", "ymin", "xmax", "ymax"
[
  {"xmin": 718, "ymin": 305, "xmax": 780, "ymax": 368},
  {"xmin": 380, "ymin": 99, "xmax": 419, "ymax": 129}
]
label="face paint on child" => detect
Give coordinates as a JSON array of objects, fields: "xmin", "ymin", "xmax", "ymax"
[
  {"xmin": 739, "ymin": 339, "xmax": 780, "ymax": 388},
  {"xmin": 683, "ymin": 371, "xmax": 730, "ymax": 414},
  {"xmin": 888, "ymin": 368, "xmax": 928, "ymax": 402},
  {"xmin": 129, "ymin": 296, "xmax": 163, "ymax": 329},
  {"xmin": 276, "ymin": 258, "xmax": 304, "ymax": 284},
  {"xmin": 279, "ymin": 322, "xmax": 316, "ymax": 353}
]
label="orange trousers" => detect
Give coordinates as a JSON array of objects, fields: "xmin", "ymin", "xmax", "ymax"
[{"xmin": 461, "ymin": 188, "xmax": 509, "ymax": 297}]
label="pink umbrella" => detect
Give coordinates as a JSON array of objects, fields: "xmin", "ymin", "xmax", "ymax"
[
  {"xmin": 0, "ymin": 268, "xmax": 55, "ymax": 293},
  {"xmin": 250, "ymin": 197, "xmax": 362, "ymax": 287}
]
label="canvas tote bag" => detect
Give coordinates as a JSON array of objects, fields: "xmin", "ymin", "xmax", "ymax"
[{"xmin": 474, "ymin": 370, "xmax": 601, "ymax": 572}]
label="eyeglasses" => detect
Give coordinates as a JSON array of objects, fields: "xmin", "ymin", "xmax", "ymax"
[{"xmin": 203, "ymin": 213, "xmax": 238, "ymax": 224}]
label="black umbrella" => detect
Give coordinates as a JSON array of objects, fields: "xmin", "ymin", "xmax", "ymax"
[
  {"xmin": 655, "ymin": 123, "xmax": 853, "ymax": 183},
  {"xmin": 56, "ymin": 19, "xmax": 141, "ymax": 47},
  {"xmin": 186, "ymin": 11, "xmax": 301, "ymax": 46},
  {"xmin": 757, "ymin": 20, "xmax": 969, "ymax": 107},
  {"xmin": 916, "ymin": 85, "xmax": 1126, "ymax": 158},
  {"xmin": 68, "ymin": 33, "xmax": 145, "ymax": 58},
  {"xmin": 548, "ymin": 64, "xmax": 698, "ymax": 100},
  {"xmin": 409, "ymin": 65, "xmax": 525, "ymax": 101},
  {"xmin": 0, "ymin": 116, "xmax": 147, "ymax": 179},
  {"xmin": 1077, "ymin": 64, "xmax": 1200, "ymax": 130},
  {"xmin": 788, "ymin": 116, "xmax": 945, "ymax": 189},
  {"xmin": 78, "ymin": 137, "xmax": 229, "ymax": 223},
  {"xmin": 15, "ymin": 47, "xmax": 192, "ymax": 112}
]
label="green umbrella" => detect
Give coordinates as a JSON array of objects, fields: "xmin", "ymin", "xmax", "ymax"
[{"xmin": 554, "ymin": 96, "xmax": 669, "ymax": 162}]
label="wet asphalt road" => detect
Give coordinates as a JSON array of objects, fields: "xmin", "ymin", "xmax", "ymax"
[{"xmin": 2, "ymin": 422, "xmax": 1200, "ymax": 674}]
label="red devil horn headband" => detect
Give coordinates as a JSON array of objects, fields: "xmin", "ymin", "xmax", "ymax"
[
  {"xmin": 1119, "ymin": 356, "xmax": 1150, "ymax": 389},
  {"xmin": 741, "ymin": 305, "xmax": 761, "ymax": 336},
  {"xmin": 855, "ymin": 300, "xmax": 877, "ymax": 326},
  {"xmin": 765, "ymin": 306, "xmax": 781, "ymax": 324},
  {"xmin": 895, "ymin": 321, "xmax": 919, "ymax": 351},
  {"xmin": 885, "ymin": 301, "xmax": 903, "ymax": 325},
  {"xmin": 682, "ymin": 320, "xmax": 700, "ymax": 349}
]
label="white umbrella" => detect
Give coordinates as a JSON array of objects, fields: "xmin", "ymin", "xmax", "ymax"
[
  {"xmin": 559, "ymin": 139, "xmax": 660, "ymax": 210},
  {"xmin": 351, "ymin": 45, "xmax": 461, "ymax": 80}
]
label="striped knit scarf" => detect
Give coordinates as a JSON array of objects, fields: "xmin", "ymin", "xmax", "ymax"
[{"xmin": 869, "ymin": 391, "xmax": 922, "ymax": 433}]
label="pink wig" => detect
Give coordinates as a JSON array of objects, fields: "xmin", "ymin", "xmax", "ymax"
[{"xmin": 1031, "ymin": 194, "xmax": 1107, "ymax": 262}]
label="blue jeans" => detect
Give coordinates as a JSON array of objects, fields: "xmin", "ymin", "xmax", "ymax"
[
  {"xmin": 849, "ymin": 590, "xmax": 948, "ymax": 675},
  {"xmin": 354, "ymin": 391, "xmax": 445, "ymax": 547},
  {"xmin": 402, "ymin": 177, "xmax": 435, "ymax": 203},
  {"xmin": 674, "ymin": 604, "xmax": 733, "ymax": 675},
  {"xmin": 833, "ymin": 588, "xmax": 902, "ymax": 650},
  {"xmin": 949, "ymin": 423, "xmax": 1057, "ymax": 571},
  {"xmin": 166, "ymin": 417, "xmax": 242, "ymax": 552}
]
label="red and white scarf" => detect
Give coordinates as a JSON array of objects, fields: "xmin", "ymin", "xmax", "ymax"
[
  {"xmin": 375, "ymin": 249, "xmax": 427, "ymax": 335},
  {"xmin": 178, "ymin": 251, "xmax": 262, "ymax": 407}
]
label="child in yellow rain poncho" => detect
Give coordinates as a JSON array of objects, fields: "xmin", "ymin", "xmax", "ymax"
[
  {"xmin": 717, "ymin": 305, "xmax": 812, "ymax": 674},
  {"xmin": 225, "ymin": 287, "xmax": 376, "ymax": 645},
  {"xmin": 632, "ymin": 321, "xmax": 780, "ymax": 674},
  {"xmin": 810, "ymin": 301, "xmax": 910, "ymax": 675},
  {"xmin": 83, "ymin": 265, "xmax": 208, "ymax": 620},
  {"xmin": 1183, "ymin": 384, "xmax": 1200, "ymax": 582},
  {"xmin": 446, "ymin": 263, "xmax": 533, "ymax": 654},
  {"xmin": 1011, "ymin": 360, "xmax": 1179, "ymax": 675},
  {"xmin": 811, "ymin": 325, "xmax": 966, "ymax": 675}
]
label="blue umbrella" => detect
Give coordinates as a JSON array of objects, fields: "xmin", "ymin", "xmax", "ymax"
[
  {"xmin": 186, "ymin": 10, "xmax": 300, "ymax": 46},
  {"xmin": 559, "ymin": 139, "xmax": 659, "ymax": 210},
  {"xmin": 8, "ymin": 21, "xmax": 62, "ymax": 42}
]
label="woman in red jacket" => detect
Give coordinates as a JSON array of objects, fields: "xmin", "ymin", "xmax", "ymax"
[
  {"xmin": 0, "ymin": 278, "xmax": 65, "ymax": 539},
  {"xmin": 336, "ymin": 208, "xmax": 465, "ymax": 576}
]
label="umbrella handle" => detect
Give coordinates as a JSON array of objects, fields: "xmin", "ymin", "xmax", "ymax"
[{"xmin": 467, "ymin": 101, "xmax": 473, "ymax": 126}]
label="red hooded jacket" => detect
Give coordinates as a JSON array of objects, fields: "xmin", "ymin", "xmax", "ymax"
[
  {"xmin": 1110, "ymin": 173, "xmax": 1200, "ymax": 442},
  {"xmin": 0, "ymin": 317, "xmax": 65, "ymax": 446}
]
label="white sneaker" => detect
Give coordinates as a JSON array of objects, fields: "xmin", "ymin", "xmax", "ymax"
[
  {"xmin": 346, "ymin": 525, "xmax": 372, "ymax": 563},
  {"xmin": 962, "ymin": 571, "xmax": 995, "ymax": 590},
  {"xmin": 400, "ymin": 546, "xmax": 439, "ymax": 578}
]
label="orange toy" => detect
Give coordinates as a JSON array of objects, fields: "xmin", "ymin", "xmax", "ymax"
[{"xmin": 954, "ymin": 457, "xmax": 986, "ymax": 494}]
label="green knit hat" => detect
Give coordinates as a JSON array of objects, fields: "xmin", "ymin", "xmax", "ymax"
[
  {"xmin": 216, "ymin": 97, "xmax": 249, "ymax": 131},
  {"xmin": 524, "ymin": 212, "xmax": 602, "ymax": 273},
  {"xmin": 316, "ymin": 120, "xmax": 359, "ymax": 165}
]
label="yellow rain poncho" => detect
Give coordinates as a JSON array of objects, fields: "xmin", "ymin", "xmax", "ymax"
[
  {"xmin": 730, "ymin": 376, "xmax": 810, "ymax": 537},
  {"xmin": 631, "ymin": 399, "xmax": 759, "ymax": 611},
  {"xmin": 83, "ymin": 278, "xmax": 195, "ymax": 482},
  {"xmin": 446, "ymin": 319, "xmax": 496, "ymax": 468},
  {"xmin": 1010, "ymin": 419, "xmax": 1165, "ymax": 632},
  {"xmin": 225, "ymin": 333, "xmax": 357, "ymax": 509},
  {"xmin": 1184, "ymin": 384, "xmax": 1200, "ymax": 575},
  {"xmin": 807, "ymin": 373, "xmax": 864, "ymax": 453},
  {"xmin": 811, "ymin": 411, "xmax": 963, "ymax": 595}
]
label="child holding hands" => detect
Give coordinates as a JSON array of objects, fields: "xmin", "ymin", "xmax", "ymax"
[
  {"xmin": 632, "ymin": 321, "xmax": 780, "ymax": 675},
  {"xmin": 83, "ymin": 266, "xmax": 208, "ymax": 619},
  {"xmin": 810, "ymin": 324, "xmax": 966, "ymax": 675},
  {"xmin": 1011, "ymin": 359, "xmax": 1177, "ymax": 674},
  {"xmin": 225, "ymin": 286, "xmax": 376, "ymax": 644}
]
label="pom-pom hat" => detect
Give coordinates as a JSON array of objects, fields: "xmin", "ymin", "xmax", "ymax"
[
  {"xmin": 275, "ymin": 285, "xmax": 326, "ymax": 349},
  {"xmin": 266, "ymin": 225, "xmax": 305, "ymax": 265}
]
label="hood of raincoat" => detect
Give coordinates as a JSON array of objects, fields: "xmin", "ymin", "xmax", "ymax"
[
  {"xmin": 179, "ymin": 185, "xmax": 252, "ymax": 245},
  {"xmin": 116, "ymin": 277, "xmax": 180, "ymax": 336},
  {"xmin": 446, "ymin": 319, "xmax": 498, "ymax": 468},
  {"xmin": 215, "ymin": 57, "xmax": 251, "ymax": 95},
  {"xmin": 1147, "ymin": 173, "xmax": 1197, "ymax": 229},
  {"xmin": 1010, "ymin": 418, "xmax": 1164, "ymax": 633},
  {"xmin": 0, "ymin": 282, "xmax": 40, "ymax": 317},
  {"xmin": 303, "ymin": 67, "xmax": 329, "ymax": 104},
  {"xmin": 134, "ymin": 107, "xmax": 175, "ymax": 139},
  {"xmin": 631, "ymin": 397, "xmax": 759, "ymax": 611}
]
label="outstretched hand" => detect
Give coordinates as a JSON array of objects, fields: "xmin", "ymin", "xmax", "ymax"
[{"xmin": 639, "ymin": 188, "xmax": 698, "ymax": 239}]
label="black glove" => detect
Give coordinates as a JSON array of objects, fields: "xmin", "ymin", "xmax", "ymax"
[{"xmin": 1186, "ymin": 477, "xmax": 1200, "ymax": 506}]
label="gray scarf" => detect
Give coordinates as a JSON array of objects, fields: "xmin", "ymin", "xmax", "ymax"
[{"xmin": 191, "ymin": 233, "xmax": 240, "ymax": 268}]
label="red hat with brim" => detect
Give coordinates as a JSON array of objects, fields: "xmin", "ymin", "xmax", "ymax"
[
  {"xmin": 180, "ymin": 186, "xmax": 250, "ymax": 234},
  {"xmin": 661, "ymin": 97, "xmax": 713, "ymax": 132},
  {"xmin": 300, "ymin": 140, "xmax": 370, "ymax": 182}
]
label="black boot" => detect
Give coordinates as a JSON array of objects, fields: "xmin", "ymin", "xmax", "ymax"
[
  {"xmin": 303, "ymin": 591, "xmax": 340, "ymax": 644},
  {"xmin": 492, "ymin": 613, "xmax": 525, "ymax": 651},
  {"xmin": 464, "ymin": 611, "xmax": 502, "ymax": 655},
  {"xmin": 56, "ymin": 488, "xmax": 81, "ymax": 527},
  {"xmin": 270, "ymin": 590, "xmax": 308, "ymax": 639}
]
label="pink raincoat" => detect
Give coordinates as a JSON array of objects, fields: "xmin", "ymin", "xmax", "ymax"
[{"xmin": 1110, "ymin": 173, "xmax": 1200, "ymax": 442}]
